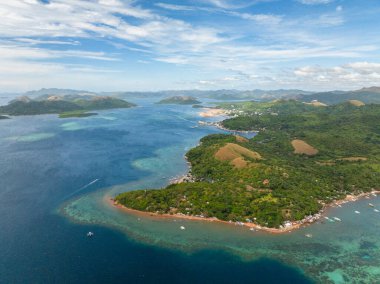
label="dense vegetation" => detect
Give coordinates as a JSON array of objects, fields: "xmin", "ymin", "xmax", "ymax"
[
  {"xmin": 116, "ymin": 100, "xmax": 380, "ymax": 228},
  {"xmin": 297, "ymin": 87, "xmax": 380, "ymax": 104},
  {"xmin": 58, "ymin": 110, "xmax": 98, "ymax": 118},
  {"xmin": 157, "ymin": 96, "xmax": 201, "ymax": 105},
  {"xmin": 0, "ymin": 96, "xmax": 136, "ymax": 116}
]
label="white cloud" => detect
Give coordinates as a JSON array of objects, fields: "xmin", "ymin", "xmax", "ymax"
[
  {"xmin": 155, "ymin": 3, "xmax": 195, "ymax": 11},
  {"xmin": 297, "ymin": 0, "xmax": 333, "ymax": 5},
  {"xmin": 0, "ymin": 1, "xmax": 377, "ymax": 92},
  {"xmin": 0, "ymin": 44, "xmax": 118, "ymax": 61},
  {"xmin": 291, "ymin": 62, "xmax": 380, "ymax": 89},
  {"xmin": 234, "ymin": 13, "xmax": 283, "ymax": 25},
  {"xmin": 314, "ymin": 13, "xmax": 344, "ymax": 27},
  {"xmin": 14, "ymin": 38, "xmax": 80, "ymax": 45},
  {"xmin": 202, "ymin": 0, "xmax": 272, "ymax": 9}
]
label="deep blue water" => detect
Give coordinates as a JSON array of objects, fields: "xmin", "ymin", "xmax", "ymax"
[{"xmin": 0, "ymin": 99, "xmax": 312, "ymax": 283}]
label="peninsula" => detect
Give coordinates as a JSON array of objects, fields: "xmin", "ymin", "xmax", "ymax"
[{"xmin": 115, "ymin": 100, "xmax": 380, "ymax": 231}]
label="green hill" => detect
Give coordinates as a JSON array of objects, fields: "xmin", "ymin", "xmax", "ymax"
[
  {"xmin": 298, "ymin": 87, "xmax": 380, "ymax": 104},
  {"xmin": 157, "ymin": 96, "xmax": 201, "ymax": 105},
  {"xmin": 116, "ymin": 101, "xmax": 380, "ymax": 228},
  {"xmin": 0, "ymin": 96, "xmax": 136, "ymax": 116}
]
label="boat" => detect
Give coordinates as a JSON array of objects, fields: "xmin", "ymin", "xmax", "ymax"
[
  {"xmin": 333, "ymin": 217, "xmax": 341, "ymax": 222},
  {"xmin": 180, "ymin": 226, "xmax": 185, "ymax": 230},
  {"xmin": 355, "ymin": 211, "xmax": 360, "ymax": 214},
  {"xmin": 87, "ymin": 232, "xmax": 94, "ymax": 237},
  {"xmin": 249, "ymin": 228, "xmax": 255, "ymax": 231},
  {"xmin": 368, "ymin": 203, "xmax": 374, "ymax": 207},
  {"xmin": 374, "ymin": 209, "xmax": 379, "ymax": 213},
  {"xmin": 305, "ymin": 234, "xmax": 313, "ymax": 238}
]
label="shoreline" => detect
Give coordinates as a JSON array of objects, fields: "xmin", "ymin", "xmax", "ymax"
[
  {"xmin": 197, "ymin": 106, "xmax": 258, "ymax": 135},
  {"xmin": 109, "ymin": 106, "xmax": 380, "ymax": 234},
  {"xmin": 109, "ymin": 189, "xmax": 379, "ymax": 234},
  {"xmin": 213, "ymin": 121, "xmax": 259, "ymax": 135},
  {"xmin": 198, "ymin": 107, "xmax": 227, "ymax": 118}
]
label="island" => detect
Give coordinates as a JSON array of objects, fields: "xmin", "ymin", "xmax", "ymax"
[
  {"xmin": 156, "ymin": 96, "xmax": 201, "ymax": 105},
  {"xmin": 114, "ymin": 99, "xmax": 380, "ymax": 232},
  {"xmin": 58, "ymin": 111, "xmax": 98, "ymax": 118},
  {"xmin": 0, "ymin": 95, "xmax": 136, "ymax": 116}
]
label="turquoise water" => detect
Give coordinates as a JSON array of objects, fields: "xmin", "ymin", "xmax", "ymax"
[{"xmin": 1, "ymin": 98, "xmax": 379, "ymax": 283}]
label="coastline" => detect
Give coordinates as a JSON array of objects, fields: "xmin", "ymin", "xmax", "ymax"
[
  {"xmin": 108, "ymin": 106, "xmax": 380, "ymax": 235},
  {"xmin": 109, "ymin": 189, "xmax": 379, "ymax": 234},
  {"xmin": 197, "ymin": 108, "xmax": 258, "ymax": 135},
  {"xmin": 213, "ymin": 121, "xmax": 259, "ymax": 135},
  {"xmin": 198, "ymin": 107, "xmax": 227, "ymax": 118}
]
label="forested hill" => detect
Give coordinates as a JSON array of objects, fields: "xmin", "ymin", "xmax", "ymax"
[
  {"xmin": 116, "ymin": 101, "xmax": 380, "ymax": 228},
  {"xmin": 156, "ymin": 96, "xmax": 201, "ymax": 105},
  {"xmin": 0, "ymin": 96, "xmax": 136, "ymax": 116},
  {"xmin": 297, "ymin": 87, "xmax": 380, "ymax": 105}
]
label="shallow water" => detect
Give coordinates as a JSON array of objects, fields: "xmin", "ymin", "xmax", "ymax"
[{"xmin": 1, "ymin": 98, "xmax": 379, "ymax": 283}]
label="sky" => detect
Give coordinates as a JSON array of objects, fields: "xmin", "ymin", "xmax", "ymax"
[{"xmin": 0, "ymin": 0, "xmax": 380, "ymax": 92}]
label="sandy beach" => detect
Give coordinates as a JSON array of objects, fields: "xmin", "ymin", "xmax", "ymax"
[
  {"xmin": 108, "ymin": 189, "xmax": 379, "ymax": 234},
  {"xmin": 198, "ymin": 108, "xmax": 226, "ymax": 118}
]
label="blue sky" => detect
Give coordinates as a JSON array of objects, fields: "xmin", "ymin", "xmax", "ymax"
[{"xmin": 0, "ymin": 0, "xmax": 379, "ymax": 92}]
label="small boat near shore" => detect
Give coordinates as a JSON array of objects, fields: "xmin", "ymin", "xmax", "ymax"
[
  {"xmin": 333, "ymin": 217, "xmax": 342, "ymax": 222},
  {"xmin": 180, "ymin": 226, "xmax": 186, "ymax": 230},
  {"xmin": 87, "ymin": 232, "xmax": 94, "ymax": 237},
  {"xmin": 368, "ymin": 203, "xmax": 374, "ymax": 207},
  {"xmin": 355, "ymin": 211, "xmax": 361, "ymax": 214}
]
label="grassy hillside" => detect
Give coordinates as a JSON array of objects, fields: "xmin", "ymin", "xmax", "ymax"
[{"xmin": 116, "ymin": 101, "xmax": 380, "ymax": 228}]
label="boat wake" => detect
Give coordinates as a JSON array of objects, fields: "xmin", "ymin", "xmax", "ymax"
[{"xmin": 63, "ymin": 179, "xmax": 99, "ymax": 200}]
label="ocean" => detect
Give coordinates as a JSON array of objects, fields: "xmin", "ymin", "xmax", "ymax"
[{"xmin": 1, "ymin": 98, "xmax": 379, "ymax": 283}]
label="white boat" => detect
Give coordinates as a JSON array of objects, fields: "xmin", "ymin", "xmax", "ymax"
[
  {"xmin": 305, "ymin": 233, "xmax": 313, "ymax": 238},
  {"xmin": 368, "ymin": 203, "xmax": 374, "ymax": 207},
  {"xmin": 355, "ymin": 211, "xmax": 360, "ymax": 214},
  {"xmin": 180, "ymin": 226, "xmax": 185, "ymax": 230},
  {"xmin": 249, "ymin": 228, "xmax": 255, "ymax": 231},
  {"xmin": 333, "ymin": 217, "xmax": 341, "ymax": 222},
  {"xmin": 374, "ymin": 209, "xmax": 379, "ymax": 213},
  {"xmin": 87, "ymin": 232, "xmax": 94, "ymax": 237}
]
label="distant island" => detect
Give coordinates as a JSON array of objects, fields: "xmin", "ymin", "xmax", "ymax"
[
  {"xmin": 0, "ymin": 94, "xmax": 136, "ymax": 116},
  {"xmin": 115, "ymin": 99, "xmax": 380, "ymax": 232},
  {"xmin": 3, "ymin": 86, "xmax": 380, "ymax": 103},
  {"xmin": 156, "ymin": 96, "xmax": 201, "ymax": 105},
  {"xmin": 58, "ymin": 111, "xmax": 98, "ymax": 118}
]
